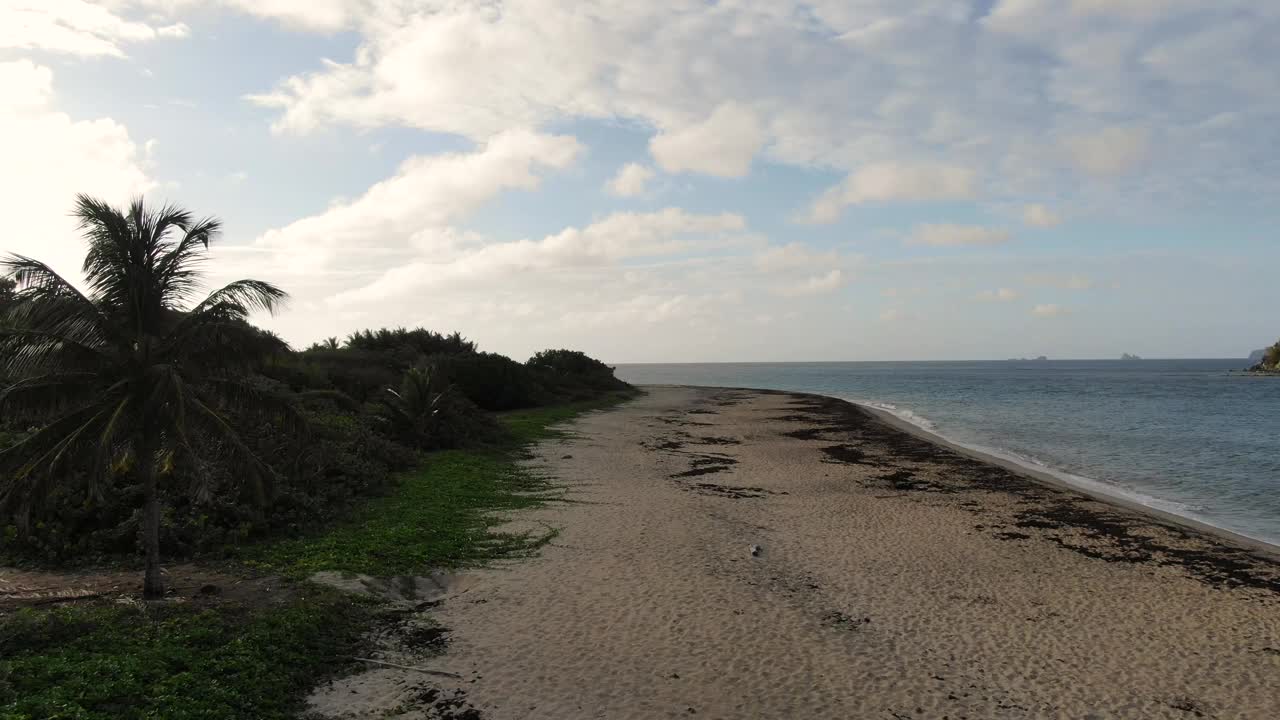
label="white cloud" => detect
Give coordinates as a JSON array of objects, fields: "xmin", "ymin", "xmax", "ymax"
[
  {"xmin": 606, "ymin": 162, "xmax": 654, "ymax": 197},
  {"xmin": 776, "ymin": 269, "xmax": 845, "ymax": 297},
  {"xmin": 125, "ymin": 0, "xmax": 357, "ymax": 32},
  {"xmin": 337, "ymin": 207, "xmax": 747, "ymax": 301},
  {"xmin": 1023, "ymin": 203, "xmax": 1061, "ymax": 227},
  {"xmin": 1025, "ymin": 273, "xmax": 1094, "ymax": 290},
  {"xmin": 880, "ymin": 286, "xmax": 926, "ymax": 300},
  {"xmin": 905, "ymin": 224, "xmax": 1012, "ymax": 248},
  {"xmin": 805, "ymin": 163, "xmax": 977, "ymax": 223},
  {"xmin": 1064, "ymin": 126, "xmax": 1151, "ymax": 177},
  {"xmin": 255, "ymin": 129, "xmax": 583, "ymax": 273},
  {"xmin": 1070, "ymin": 0, "xmax": 1207, "ymax": 20},
  {"xmin": 60, "ymin": 0, "xmax": 1280, "ymax": 360},
  {"xmin": 0, "ymin": 59, "xmax": 154, "ymax": 279},
  {"xmin": 976, "ymin": 288, "xmax": 1020, "ymax": 302},
  {"xmin": 156, "ymin": 22, "xmax": 190, "ymax": 38},
  {"xmin": 1031, "ymin": 303, "xmax": 1069, "ymax": 317},
  {"xmin": 227, "ymin": 0, "xmax": 1280, "ymax": 216},
  {"xmin": 879, "ymin": 307, "xmax": 916, "ymax": 323},
  {"xmin": 0, "ymin": 1, "xmax": 188, "ymax": 57},
  {"xmin": 649, "ymin": 102, "xmax": 765, "ymax": 178},
  {"xmin": 754, "ymin": 242, "xmax": 840, "ymax": 273}
]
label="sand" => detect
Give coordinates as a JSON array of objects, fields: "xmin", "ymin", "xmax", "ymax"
[{"xmin": 309, "ymin": 386, "xmax": 1280, "ymax": 719}]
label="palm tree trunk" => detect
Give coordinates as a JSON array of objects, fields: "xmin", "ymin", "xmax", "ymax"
[{"xmin": 139, "ymin": 434, "xmax": 164, "ymax": 599}]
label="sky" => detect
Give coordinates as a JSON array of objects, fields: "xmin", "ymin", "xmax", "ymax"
[{"xmin": 2, "ymin": 0, "xmax": 1278, "ymax": 363}]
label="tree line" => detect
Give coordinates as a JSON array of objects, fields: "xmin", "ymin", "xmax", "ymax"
[{"xmin": 0, "ymin": 196, "xmax": 630, "ymax": 597}]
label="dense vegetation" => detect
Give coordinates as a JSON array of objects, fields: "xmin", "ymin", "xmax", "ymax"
[
  {"xmin": 0, "ymin": 196, "xmax": 631, "ymax": 580},
  {"xmin": 1252, "ymin": 340, "xmax": 1280, "ymax": 372},
  {"xmin": 0, "ymin": 196, "xmax": 633, "ymax": 718},
  {"xmin": 1, "ymin": 196, "xmax": 293, "ymax": 597},
  {"xmin": 0, "ymin": 400, "xmax": 627, "ymax": 719},
  {"xmin": 0, "ymin": 587, "xmax": 372, "ymax": 720}
]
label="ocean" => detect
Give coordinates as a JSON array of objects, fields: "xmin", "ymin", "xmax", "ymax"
[{"xmin": 614, "ymin": 360, "xmax": 1280, "ymax": 546}]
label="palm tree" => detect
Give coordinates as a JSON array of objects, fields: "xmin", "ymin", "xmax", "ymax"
[
  {"xmin": 0, "ymin": 195, "xmax": 293, "ymax": 598},
  {"xmin": 376, "ymin": 365, "xmax": 449, "ymax": 442}
]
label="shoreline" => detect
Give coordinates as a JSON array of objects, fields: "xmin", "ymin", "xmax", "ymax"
[
  {"xmin": 652, "ymin": 383, "xmax": 1280, "ymax": 559},
  {"xmin": 852, "ymin": 395, "xmax": 1280, "ymax": 559},
  {"xmin": 311, "ymin": 385, "xmax": 1280, "ymax": 718}
]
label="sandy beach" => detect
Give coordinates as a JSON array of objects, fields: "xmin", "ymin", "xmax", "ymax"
[{"xmin": 311, "ymin": 386, "xmax": 1280, "ymax": 719}]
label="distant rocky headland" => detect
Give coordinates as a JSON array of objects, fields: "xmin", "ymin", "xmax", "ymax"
[{"xmin": 1247, "ymin": 344, "xmax": 1279, "ymax": 373}]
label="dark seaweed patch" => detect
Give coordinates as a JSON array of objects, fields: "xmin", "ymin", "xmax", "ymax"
[
  {"xmin": 671, "ymin": 465, "xmax": 733, "ymax": 478},
  {"xmin": 821, "ymin": 610, "xmax": 870, "ymax": 630},
  {"xmin": 412, "ymin": 687, "xmax": 483, "ymax": 719},
  {"xmin": 767, "ymin": 389, "xmax": 1280, "ymax": 594},
  {"xmin": 689, "ymin": 482, "xmax": 770, "ymax": 499},
  {"xmin": 693, "ymin": 435, "xmax": 742, "ymax": 446},
  {"xmin": 670, "ymin": 452, "xmax": 738, "ymax": 479},
  {"xmin": 819, "ymin": 444, "xmax": 880, "ymax": 466},
  {"xmin": 782, "ymin": 426, "xmax": 837, "ymax": 440},
  {"xmin": 657, "ymin": 416, "xmax": 713, "ymax": 427},
  {"xmin": 400, "ymin": 624, "xmax": 450, "ymax": 652}
]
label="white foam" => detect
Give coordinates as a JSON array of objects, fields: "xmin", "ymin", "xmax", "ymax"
[
  {"xmin": 847, "ymin": 396, "xmax": 1206, "ymax": 519},
  {"xmin": 858, "ymin": 400, "xmax": 938, "ymax": 432}
]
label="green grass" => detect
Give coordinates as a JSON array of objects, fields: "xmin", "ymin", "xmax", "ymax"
[
  {"xmin": 243, "ymin": 390, "xmax": 637, "ymax": 578},
  {"xmin": 0, "ymin": 391, "xmax": 637, "ymax": 720},
  {"xmin": 241, "ymin": 449, "xmax": 561, "ymax": 577},
  {"xmin": 498, "ymin": 390, "xmax": 639, "ymax": 445},
  {"xmin": 0, "ymin": 587, "xmax": 373, "ymax": 720}
]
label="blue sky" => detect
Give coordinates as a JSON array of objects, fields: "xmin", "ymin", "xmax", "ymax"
[{"xmin": 2, "ymin": 0, "xmax": 1278, "ymax": 362}]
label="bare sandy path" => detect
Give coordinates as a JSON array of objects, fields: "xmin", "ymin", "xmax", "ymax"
[{"xmin": 311, "ymin": 386, "xmax": 1280, "ymax": 719}]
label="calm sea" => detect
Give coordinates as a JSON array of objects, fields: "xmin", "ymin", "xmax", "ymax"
[{"xmin": 614, "ymin": 360, "xmax": 1280, "ymax": 546}]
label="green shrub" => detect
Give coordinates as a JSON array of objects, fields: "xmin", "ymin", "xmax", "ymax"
[
  {"xmin": 430, "ymin": 352, "xmax": 543, "ymax": 411},
  {"xmin": 374, "ymin": 366, "xmax": 499, "ymax": 449},
  {"xmin": 345, "ymin": 327, "xmax": 474, "ymax": 358},
  {"xmin": 527, "ymin": 348, "xmax": 628, "ymax": 396}
]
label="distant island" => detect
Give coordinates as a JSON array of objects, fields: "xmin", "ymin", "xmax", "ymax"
[{"xmin": 1120, "ymin": 353, "xmax": 1142, "ymax": 361}]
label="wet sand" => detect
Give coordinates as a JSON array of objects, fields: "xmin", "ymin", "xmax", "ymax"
[{"xmin": 310, "ymin": 386, "xmax": 1280, "ymax": 719}]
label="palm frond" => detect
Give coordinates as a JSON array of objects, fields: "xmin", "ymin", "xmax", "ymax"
[
  {"xmin": 0, "ymin": 327, "xmax": 112, "ymax": 375},
  {"xmin": 1, "ymin": 255, "xmax": 114, "ymax": 343},
  {"xmin": 0, "ymin": 403, "xmax": 114, "ymax": 528},
  {"xmin": 75, "ymin": 195, "xmax": 137, "ymax": 307},
  {"xmin": 88, "ymin": 395, "xmax": 133, "ymax": 502},
  {"xmin": 202, "ymin": 377, "xmax": 307, "ymax": 438},
  {"xmin": 189, "ymin": 279, "xmax": 287, "ymax": 317},
  {"xmin": 154, "ymin": 214, "xmax": 222, "ymax": 308},
  {"xmin": 186, "ymin": 395, "xmax": 274, "ymax": 506},
  {"xmin": 163, "ymin": 316, "xmax": 287, "ymax": 375},
  {"xmin": 0, "ymin": 371, "xmax": 101, "ymax": 417}
]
